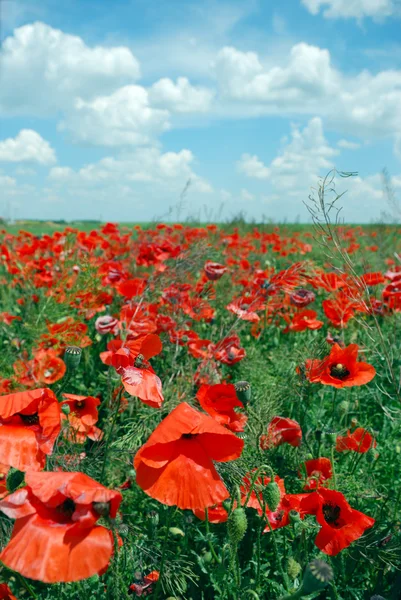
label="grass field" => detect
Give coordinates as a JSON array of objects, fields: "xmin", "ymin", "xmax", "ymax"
[{"xmin": 0, "ymin": 199, "xmax": 400, "ymax": 599}]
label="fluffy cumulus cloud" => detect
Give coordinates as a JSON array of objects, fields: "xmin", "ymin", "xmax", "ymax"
[
  {"xmin": 213, "ymin": 43, "xmax": 401, "ymax": 147},
  {"xmin": 0, "ymin": 22, "xmax": 140, "ymax": 116},
  {"xmin": 301, "ymin": 0, "xmax": 397, "ymax": 20},
  {"xmin": 149, "ymin": 77, "xmax": 214, "ymax": 113},
  {"xmin": 48, "ymin": 147, "xmax": 212, "ymax": 193},
  {"xmin": 237, "ymin": 154, "xmax": 270, "ymax": 179},
  {"xmin": 0, "ymin": 130, "xmax": 56, "ymax": 164},
  {"xmin": 238, "ymin": 117, "xmax": 338, "ymax": 190},
  {"xmin": 59, "ymin": 86, "xmax": 170, "ymax": 147}
]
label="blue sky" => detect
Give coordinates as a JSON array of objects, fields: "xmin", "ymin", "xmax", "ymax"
[{"xmin": 1, "ymin": 0, "xmax": 401, "ymax": 223}]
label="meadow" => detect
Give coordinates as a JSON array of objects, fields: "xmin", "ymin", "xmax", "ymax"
[{"xmin": 0, "ymin": 183, "xmax": 400, "ymax": 600}]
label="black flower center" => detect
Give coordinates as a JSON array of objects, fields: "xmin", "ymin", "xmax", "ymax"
[
  {"xmin": 58, "ymin": 498, "xmax": 76, "ymax": 518},
  {"xmin": 330, "ymin": 363, "xmax": 350, "ymax": 379},
  {"xmin": 323, "ymin": 503, "xmax": 341, "ymax": 526},
  {"xmin": 19, "ymin": 413, "xmax": 40, "ymax": 425},
  {"xmin": 182, "ymin": 433, "xmax": 197, "ymax": 440}
]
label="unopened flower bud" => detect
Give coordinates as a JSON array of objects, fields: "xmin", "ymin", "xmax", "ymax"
[
  {"xmin": 227, "ymin": 507, "xmax": 247, "ymax": 545},
  {"xmin": 61, "ymin": 403, "xmax": 71, "ymax": 415},
  {"xmin": 301, "ymin": 559, "xmax": 333, "ymax": 594},
  {"xmin": 287, "ymin": 557, "xmax": 302, "ymax": 579},
  {"xmin": 64, "ymin": 346, "xmax": 82, "ymax": 370},
  {"xmin": 169, "ymin": 527, "xmax": 185, "ymax": 537},
  {"xmin": 338, "ymin": 400, "xmax": 350, "ymax": 415},
  {"xmin": 263, "ymin": 481, "xmax": 281, "ymax": 512},
  {"xmin": 234, "ymin": 381, "xmax": 251, "ymax": 404}
]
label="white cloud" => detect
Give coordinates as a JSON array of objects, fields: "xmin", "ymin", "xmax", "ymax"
[
  {"xmin": 14, "ymin": 166, "xmax": 37, "ymax": 176},
  {"xmin": 213, "ymin": 43, "xmax": 401, "ymax": 146},
  {"xmin": 48, "ymin": 147, "xmax": 212, "ymax": 193},
  {"xmin": 149, "ymin": 77, "xmax": 214, "ymax": 113},
  {"xmin": 59, "ymin": 86, "xmax": 170, "ymax": 147},
  {"xmin": 0, "ymin": 130, "xmax": 56, "ymax": 164},
  {"xmin": 0, "ymin": 22, "xmax": 140, "ymax": 116},
  {"xmin": 301, "ymin": 0, "xmax": 397, "ymax": 20},
  {"xmin": 337, "ymin": 139, "xmax": 361, "ymax": 150},
  {"xmin": 237, "ymin": 154, "xmax": 270, "ymax": 179},
  {"xmin": 0, "ymin": 175, "xmax": 16, "ymax": 187},
  {"xmin": 240, "ymin": 189, "xmax": 255, "ymax": 201}
]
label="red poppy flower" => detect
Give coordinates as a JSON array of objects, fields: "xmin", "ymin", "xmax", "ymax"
[
  {"xmin": 95, "ymin": 315, "xmax": 119, "ymax": 335},
  {"xmin": 336, "ymin": 428, "xmax": 376, "ymax": 453},
  {"xmin": 322, "ymin": 293, "xmax": 356, "ymax": 328},
  {"xmin": 301, "ymin": 458, "xmax": 333, "ymax": 490},
  {"xmin": 100, "ymin": 334, "xmax": 164, "ymax": 408},
  {"xmin": 32, "ymin": 349, "xmax": 66, "ymax": 385},
  {"xmin": 61, "ymin": 394, "xmax": 103, "ymax": 443},
  {"xmin": 301, "ymin": 488, "xmax": 375, "ymax": 556},
  {"xmin": 0, "ymin": 388, "xmax": 61, "ymax": 471},
  {"xmin": 285, "ymin": 310, "xmax": 323, "ymax": 332},
  {"xmin": 204, "ymin": 261, "xmax": 227, "ymax": 281},
  {"xmin": 0, "ymin": 471, "xmax": 122, "ymax": 583},
  {"xmin": 130, "ymin": 571, "xmax": 160, "ymax": 596},
  {"xmin": 0, "ymin": 584, "xmax": 17, "ymax": 600},
  {"xmin": 304, "ymin": 343, "xmax": 376, "ymax": 388},
  {"xmin": 193, "ymin": 503, "xmax": 229, "ymax": 523},
  {"xmin": 260, "ymin": 417, "xmax": 302, "ymax": 449},
  {"xmin": 134, "ymin": 402, "xmax": 244, "ymax": 510},
  {"xmin": 196, "ymin": 384, "xmax": 247, "ymax": 432},
  {"xmin": 263, "ymin": 493, "xmax": 309, "ymax": 532},
  {"xmin": 290, "ymin": 289, "xmax": 316, "ymax": 307},
  {"xmin": 214, "ymin": 334, "xmax": 246, "ymax": 365}
]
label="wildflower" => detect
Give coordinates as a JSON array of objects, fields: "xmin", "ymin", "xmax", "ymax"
[
  {"xmin": 304, "ymin": 343, "xmax": 376, "ymax": 388},
  {"xmin": 196, "ymin": 383, "xmax": 247, "ymax": 432},
  {"xmin": 260, "ymin": 416, "xmax": 302, "ymax": 449},
  {"xmin": 95, "ymin": 315, "xmax": 119, "ymax": 335},
  {"xmin": 134, "ymin": 402, "xmax": 244, "ymax": 510},
  {"xmin": 129, "ymin": 571, "xmax": 159, "ymax": 597},
  {"xmin": 204, "ymin": 261, "xmax": 227, "ymax": 281},
  {"xmin": 336, "ymin": 428, "xmax": 376, "ymax": 453},
  {"xmin": 301, "ymin": 458, "xmax": 333, "ymax": 490},
  {"xmin": 0, "ymin": 471, "xmax": 122, "ymax": 582},
  {"xmin": 61, "ymin": 394, "xmax": 103, "ymax": 443},
  {"xmin": 285, "ymin": 310, "xmax": 323, "ymax": 332},
  {"xmin": 301, "ymin": 488, "xmax": 375, "ymax": 555},
  {"xmin": 290, "ymin": 289, "xmax": 316, "ymax": 307},
  {"xmin": 0, "ymin": 584, "xmax": 17, "ymax": 600},
  {"xmin": 0, "ymin": 388, "xmax": 61, "ymax": 471}
]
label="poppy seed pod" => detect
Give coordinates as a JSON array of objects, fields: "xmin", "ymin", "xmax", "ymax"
[
  {"xmin": 61, "ymin": 403, "xmax": 71, "ymax": 415},
  {"xmin": 227, "ymin": 507, "xmax": 247, "ymax": 545},
  {"xmin": 64, "ymin": 346, "xmax": 82, "ymax": 371},
  {"xmin": 301, "ymin": 559, "xmax": 333, "ymax": 594},
  {"xmin": 234, "ymin": 381, "xmax": 251, "ymax": 404},
  {"xmin": 263, "ymin": 481, "xmax": 281, "ymax": 512}
]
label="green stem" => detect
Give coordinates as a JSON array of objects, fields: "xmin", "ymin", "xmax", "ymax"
[
  {"xmin": 154, "ymin": 508, "xmax": 175, "ymax": 599},
  {"xmin": 243, "ymin": 464, "xmax": 274, "ymax": 507},
  {"xmin": 15, "ymin": 573, "xmax": 38, "ymax": 599},
  {"xmin": 331, "ymin": 445, "xmax": 337, "ymax": 489},
  {"xmin": 205, "ymin": 508, "xmax": 221, "ymax": 564},
  {"xmin": 100, "ymin": 387, "xmax": 122, "ymax": 484}
]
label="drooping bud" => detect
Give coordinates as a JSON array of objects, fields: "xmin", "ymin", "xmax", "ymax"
[
  {"xmin": 61, "ymin": 403, "xmax": 71, "ymax": 415},
  {"xmin": 64, "ymin": 346, "xmax": 82, "ymax": 371},
  {"xmin": 6, "ymin": 468, "xmax": 25, "ymax": 493},
  {"xmin": 234, "ymin": 381, "xmax": 251, "ymax": 404},
  {"xmin": 263, "ymin": 480, "xmax": 281, "ymax": 512},
  {"xmin": 287, "ymin": 557, "xmax": 302, "ymax": 579},
  {"xmin": 301, "ymin": 559, "xmax": 333, "ymax": 594},
  {"xmin": 227, "ymin": 507, "xmax": 247, "ymax": 545}
]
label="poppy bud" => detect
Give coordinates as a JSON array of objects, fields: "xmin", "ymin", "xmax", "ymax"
[
  {"xmin": 169, "ymin": 527, "xmax": 185, "ymax": 537},
  {"xmin": 93, "ymin": 501, "xmax": 111, "ymax": 517},
  {"xmin": 338, "ymin": 400, "xmax": 350, "ymax": 415},
  {"xmin": 203, "ymin": 551, "xmax": 213, "ymax": 564},
  {"xmin": 301, "ymin": 559, "xmax": 333, "ymax": 594},
  {"xmin": 263, "ymin": 481, "xmax": 281, "ymax": 512},
  {"xmin": 6, "ymin": 467, "xmax": 25, "ymax": 493},
  {"xmin": 287, "ymin": 557, "xmax": 302, "ymax": 579},
  {"xmin": 61, "ymin": 403, "xmax": 71, "ymax": 415},
  {"xmin": 227, "ymin": 507, "xmax": 247, "ymax": 545},
  {"xmin": 234, "ymin": 381, "xmax": 251, "ymax": 404},
  {"xmin": 64, "ymin": 346, "xmax": 82, "ymax": 370}
]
